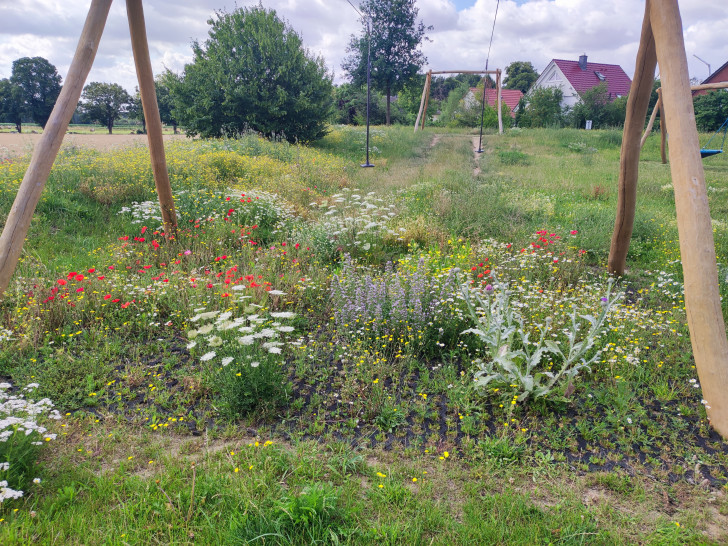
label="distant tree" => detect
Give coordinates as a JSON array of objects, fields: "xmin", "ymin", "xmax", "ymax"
[
  {"xmin": 9, "ymin": 57, "xmax": 62, "ymax": 129},
  {"xmin": 516, "ymin": 87, "xmax": 564, "ymax": 128},
  {"xmin": 694, "ymin": 90, "xmax": 728, "ymax": 132},
  {"xmin": 503, "ymin": 61, "xmax": 539, "ymax": 94},
  {"xmin": 0, "ymin": 78, "xmax": 23, "ymax": 132},
  {"xmin": 343, "ymin": 0, "xmax": 431, "ymax": 125},
  {"xmin": 128, "ymin": 90, "xmax": 145, "ymax": 133},
  {"xmin": 155, "ymin": 71, "xmax": 179, "ymax": 133},
  {"xmin": 171, "ymin": 7, "xmax": 332, "ymax": 143},
  {"xmin": 80, "ymin": 82, "xmax": 131, "ymax": 134}
]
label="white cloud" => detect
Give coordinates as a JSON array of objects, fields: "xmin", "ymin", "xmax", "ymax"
[{"xmin": 0, "ymin": 0, "xmax": 725, "ymax": 90}]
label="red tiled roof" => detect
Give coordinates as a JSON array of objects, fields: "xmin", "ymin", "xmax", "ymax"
[
  {"xmin": 553, "ymin": 59, "xmax": 632, "ymax": 99},
  {"xmin": 469, "ymin": 87, "xmax": 523, "ymax": 117}
]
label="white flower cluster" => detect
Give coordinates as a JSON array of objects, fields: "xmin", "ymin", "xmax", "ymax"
[
  {"xmin": 187, "ymin": 307, "xmax": 298, "ymax": 366},
  {"xmin": 308, "ymin": 188, "xmax": 398, "ymax": 252},
  {"xmin": 117, "ymin": 200, "xmax": 170, "ymax": 225},
  {"xmin": 0, "ymin": 383, "xmax": 59, "ymax": 503}
]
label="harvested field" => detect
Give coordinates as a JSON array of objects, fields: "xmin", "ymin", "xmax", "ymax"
[{"xmin": 0, "ymin": 132, "xmax": 188, "ymax": 158}]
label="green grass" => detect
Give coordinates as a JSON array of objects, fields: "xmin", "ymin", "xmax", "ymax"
[{"xmin": 0, "ymin": 125, "xmax": 727, "ymax": 543}]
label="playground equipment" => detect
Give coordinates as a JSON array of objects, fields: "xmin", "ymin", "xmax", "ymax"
[
  {"xmin": 609, "ymin": 0, "xmax": 728, "ymax": 438},
  {"xmin": 413, "ymin": 70, "xmax": 504, "ymax": 135},
  {"xmin": 0, "ymin": 0, "xmax": 177, "ymax": 295}
]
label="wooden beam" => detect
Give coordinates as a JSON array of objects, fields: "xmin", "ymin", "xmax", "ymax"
[
  {"xmin": 651, "ymin": 0, "xmax": 728, "ymax": 439},
  {"xmin": 608, "ymin": 0, "xmax": 657, "ymax": 276},
  {"xmin": 691, "ymin": 81, "xmax": 728, "ymax": 92},
  {"xmin": 127, "ymin": 0, "xmax": 177, "ymax": 238},
  {"xmin": 0, "ymin": 0, "xmax": 113, "ymax": 297},
  {"xmin": 428, "ymin": 70, "xmax": 500, "ymax": 75},
  {"xmin": 640, "ymin": 95, "xmax": 661, "ymax": 148}
]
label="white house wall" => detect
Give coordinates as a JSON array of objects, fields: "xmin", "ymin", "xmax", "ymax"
[{"xmin": 531, "ymin": 62, "xmax": 580, "ymax": 108}]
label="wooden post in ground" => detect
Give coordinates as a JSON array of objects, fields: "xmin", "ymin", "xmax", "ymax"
[
  {"xmin": 651, "ymin": 0, "xmax": 728, "ymax": 439},
  {"xmin": 126, "ymin": 0, "xmax": 177, "ymax": 238},
  {"xmin": 496, "ymin": 69, "xmax": 503, "ymax": 134},
  {"xmin": 641, "ymin": 94, "xmax": 661, "ymax": 148},
  {"xmin": 0, "ymin": 0, "xmax": 113, "ymax": 297},
  {"xmin": 421, "ymin": 71, "xmax": 432, "ymax": 130},
  {"xmin": 608, "ymin": 0, "xmax": 657, "ymax": 276},
  {"xmin": 659, "ymin": 88, "xmax": 667, "ymax": 163}
]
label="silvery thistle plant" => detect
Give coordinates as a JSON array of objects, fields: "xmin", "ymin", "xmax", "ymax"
[{"xmin": 462, "ymin": 277, "xmax": 621, "ymax": 403}]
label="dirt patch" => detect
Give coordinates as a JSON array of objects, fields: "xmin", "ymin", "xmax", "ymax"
[
  {"xmin": 472, "ymin": 136, "xmax": 483, "ymax": 176},
  {"xmin": 0, "ymin": 132, "xmax": 188, "ymax": 158}
]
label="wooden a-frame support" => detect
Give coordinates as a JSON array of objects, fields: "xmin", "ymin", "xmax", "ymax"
[
  {"xmin": 414, "ymin": 69, "xmax": 503, "ymax": 134},
  {"xmin": 0, "ymin": 0, "xmax": 177, "ymax": 296},
  {"xmin": 609, "ymin": 0, "xmax": 728, "ymax": 439},
  {"xmin": 641, "ymin": 80, "xmax": 728, "ymax": 161}
]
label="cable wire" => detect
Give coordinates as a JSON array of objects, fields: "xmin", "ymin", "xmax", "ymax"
[{"xmin": 477, "ymin": 0, "xmax": 501, "ymax": 153}]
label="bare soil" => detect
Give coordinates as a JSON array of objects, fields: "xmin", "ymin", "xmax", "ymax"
[{"xmin": 0, "ymin": 132, "xmax": 188, "ymax": 158}]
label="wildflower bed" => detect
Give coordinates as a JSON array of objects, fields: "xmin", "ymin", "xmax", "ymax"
[{"xmin": 0, "ymin": 126, "xmax": 726, "ymax": 542}]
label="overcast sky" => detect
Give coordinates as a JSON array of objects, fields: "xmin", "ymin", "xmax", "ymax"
[{"xmin": 0, "ymin": 0, "xmax": 726, "ymax": 93}]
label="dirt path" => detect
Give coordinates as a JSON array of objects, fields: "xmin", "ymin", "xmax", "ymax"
[{"xmin": 0, "ymin": 132, "xmax": 188, "ymax": 158}]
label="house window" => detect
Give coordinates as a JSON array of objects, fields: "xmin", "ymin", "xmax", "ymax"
[{"xmin": 595, "ymin": 71, "xmax": 606, "ymax": 81}]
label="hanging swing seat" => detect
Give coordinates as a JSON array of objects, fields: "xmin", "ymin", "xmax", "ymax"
[{"xmin": 700, "ymin": 116, "xmax": 728, "ymax": 159}]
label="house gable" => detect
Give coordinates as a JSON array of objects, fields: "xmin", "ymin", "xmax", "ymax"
[
  {"xmin": 694, "ymin": 60, "xmax": 728, "ymax": 96},
  {"xmin": 530, "ymin": 60, "xmax": 580, "ymax": 107}
]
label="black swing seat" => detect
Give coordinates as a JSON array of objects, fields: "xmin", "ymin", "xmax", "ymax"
[{"xmin": 701, "ymin": 149, "xmax": 723, "ymax": 158}]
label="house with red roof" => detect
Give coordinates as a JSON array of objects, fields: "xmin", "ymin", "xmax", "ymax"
[
  {"xmin": 530, "ymin": 54, "xmax": 632, "ymax": 108},
  {"xmin": 465, "ymin": 87, "xmax": 523, "ymax": 118},
  {"xmin": 694, "ymin": 60, "xmax": 728, "ymax": 96}
]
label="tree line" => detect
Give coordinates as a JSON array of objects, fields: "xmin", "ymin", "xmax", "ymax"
[{"xmin": 2, "ymin": 4, "xmax": 726, "ymax": 139}]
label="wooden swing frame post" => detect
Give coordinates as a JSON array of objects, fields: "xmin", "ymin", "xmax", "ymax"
[
  {"xmin": 126, "ymin": 0, "xmax": 177, "ymax": 238},
  {"xmin": 414, "ymin": 69, "xmax": 503, "ymax": 134},
  {"xmin": 0, "ymin": 0, "xmax": 113, "ymax": 296},
  {"xmin": 0, "ymin": 0, "xmax": 178, "ymax": 297},
  {"xmin": 611, "ymin": 0, "xmax": 728, "ymax": 438},
  {"xmin": 608, "ymin": 0, "xmax": 657, "ymax": 277}
]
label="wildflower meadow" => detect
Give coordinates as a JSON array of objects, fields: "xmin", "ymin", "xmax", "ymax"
[{"xmin": 0, "ymin": 126, "xmax": 726, "ymax": 543}]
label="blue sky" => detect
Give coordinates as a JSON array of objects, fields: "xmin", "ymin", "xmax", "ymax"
[{"xmin": 0, "ymin": 1, "xmax": 725, "ymax": 91}]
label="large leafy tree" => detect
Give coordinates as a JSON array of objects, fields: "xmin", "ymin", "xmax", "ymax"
[
  {"xmin": 80, "ymin": 82, "xmax": 131, "ymax": 134},
  {"xmin": 0, "ymin": 79, "xmax": 23, "ymax": 132},
  {"xmin": 171, "ymin": 6, "xmax": 333, "ymax": 143},
  {"xmin": 503, "ymin": 61, "xmax": 539, "ymax": 94},
  {"xmin": 8, "ymin": 57, "xmax": 62, "ymax": 130},
  {"xmin": 343, "ymin": 0, "xmax": 430, "ymax": 125},
  {"xmin": 128, "ymin": 73, "xmax": 180, "ymax": 134}
]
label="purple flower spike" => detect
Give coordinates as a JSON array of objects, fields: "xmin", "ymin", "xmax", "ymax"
[{"xmin": 485, "ymin": 284, "xmax": 494, "ymax": 292}]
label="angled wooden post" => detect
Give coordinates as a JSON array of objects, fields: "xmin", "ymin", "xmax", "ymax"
[
  {"xmin": 651, "ymin": 0, "xmax": 728, "ymax": 439},
  {"xmin": 414, "ymin": 76, "xmax": 428, "ymax": 132},
  {"xmin": 608, "ymin": 0, "xmax": 657, "ymax": 276},
  {"xmin": 127, "ymin": 0, "xmax": 177, "ymax": 237},
  {"xmin": 0, "ymin": 0, "xmax": 113, "ymax": 296},
  {"xmin": 659, "ymin": 88, "xmax": 668, "ymax": 163},
  {"xmin": 421, "ymin": 71, "xmax": 432, "ymax": 130},
  {"xmin": 640, "ymin": 94, "xmax": 661, "ymax": 148}
]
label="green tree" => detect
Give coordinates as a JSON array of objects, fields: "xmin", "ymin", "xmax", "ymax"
[
  {"xmin": 0, "ymin": 78, "xmax": 23, "ymax": 132},
  {"xmin": 9, "ymin": 57, "xmax": 62, "ymax": 130},
  {"xmin": 155, "ymin": 71, "xmax": 179, "ymax": 133},
  {"xmin": 343, "ymin": 0, "xmax": 430, "ymax": 125},
  {"xmin": 516, "ymin": 87, "xmax": 564, "ymax": 128},
  {"xmin": 80, "ymin": 82, "xmax": 131, "ymax": 134},
  {"xmin": 503, "ymin": 61, "xmax": 539, "ymax": 94},
  {"xmin": 694, "ymin": 90, "xmax": 728, "ymax": 132},
  {"xmin": 171, "ymin": 7, "xmax": 332, "ymax": 143}
]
